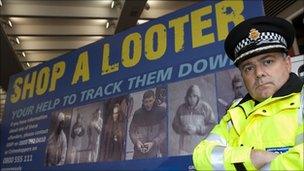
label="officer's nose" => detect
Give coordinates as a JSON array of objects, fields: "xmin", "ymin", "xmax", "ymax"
[{"xmin": 255, "ymin": 65, "xmax": 266, "ymax": 79}]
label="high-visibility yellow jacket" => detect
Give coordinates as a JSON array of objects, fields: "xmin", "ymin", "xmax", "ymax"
[{"xmin": 193, "ymin": 74, "xmax": 303, "ymax": 170}]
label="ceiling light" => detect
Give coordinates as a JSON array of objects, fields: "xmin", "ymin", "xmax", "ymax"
[
  {"xmin": 110, "ymin": 1, "xmax": 115, "ymax": 8},
  {"xmin": 15, "ymin": 37, "xmax": 20, "ymax": 44},
  {"xmin": 105, "ymin": 20, "xmax": 115, "ymax": 29},
  {"xmin": 110, "ymin": 0, "xmax": 121, "ymax": 9},
  {"xmin": 26, "ymin": 62, "xmax": 30, "ymax": 67},
  {"xmin": 0, "ymin": 18, "xmax": 13, "ymax": 28},
  {"xmin": 0, "ymin": 0, "xmax": 2, "ymax": 7},
  {"xmin": 137, "ymin": 19, "xmax": 149, "ymax": 25},
  {"xmin": 9, "ymin": 37, "xmax": 21, "ymax": 44},
  {"xmin": 8, "ymin": 19, "xmax": 12, "ymax": 27},
  {"xmin": 22, "ymin": 52, "xmax": 26, "ymax": 57}
]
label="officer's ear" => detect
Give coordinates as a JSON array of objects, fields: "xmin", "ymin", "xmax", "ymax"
[{"xmin": 283, "ymin": 54, "xmax": 292, "ymax": 73}]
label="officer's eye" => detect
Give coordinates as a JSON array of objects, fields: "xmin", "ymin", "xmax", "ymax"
[
  {"xmin": 263, "ymin": 59, "xmax": 273, "ymax": 66},
  {"xmin": 243, "ymin": 65, "xmax": 254, "ymax": 73}
]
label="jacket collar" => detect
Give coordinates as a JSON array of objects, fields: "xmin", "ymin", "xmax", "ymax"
[{"xmin": 238, "ymin": 72, "xmax": 303, "ymax": 105}]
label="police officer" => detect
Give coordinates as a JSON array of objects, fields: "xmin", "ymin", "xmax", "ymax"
[{"xmin": 193, "ymin": 16, "xmax": 303, "ymax": 170}]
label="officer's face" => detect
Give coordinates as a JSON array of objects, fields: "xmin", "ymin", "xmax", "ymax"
[
  {"xmin": 143, "ymin": 96, "xmax": 155, "ymax": 111},
  {"xmin": 239, "ymin": 52, "xmax": 291, "ymax": 102}
]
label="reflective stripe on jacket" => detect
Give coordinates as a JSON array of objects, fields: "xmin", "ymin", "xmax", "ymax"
[{"xmin": 193, "ymin": 91, "xmax": 303, "ymax": 170}]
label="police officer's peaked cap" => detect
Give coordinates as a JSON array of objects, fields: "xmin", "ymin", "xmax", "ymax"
[{"xmin": 225, "ymin": 16, "xmax": 295, "ymax": 66}]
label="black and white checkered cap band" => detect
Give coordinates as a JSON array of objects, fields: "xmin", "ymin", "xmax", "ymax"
[
  {"xmin": 234, "ymin": 32, "xmax": 287, "ymax": 56},
  {"xmin": 234, "ymin": 44, "xmax": 286, "ymax": 64}
]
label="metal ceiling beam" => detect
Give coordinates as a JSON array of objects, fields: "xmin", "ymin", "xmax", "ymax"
[
  {"xmin": 0, "ymin": 15, "xmax": 118, "ymax": 20},
  {"xmin": 12, "ymin": 39, "xmax": 98, "ymax": 50},
  {"xmin": 20, "ymin": 51, "xmax": 71, "ymax": 61},
  {"xmin": 19, "ymin": 61, "xmax": 46, "ymax": 63},
  {"xmin": 15, "ymin": 48, "xmax": 75, "ymax": 52},
  {"xmin": 15, "ymin": 50, "xmax": 71, "ymax": 52},
  {"xmin": 0, "ymin": 0, "xmax": 120, "ymax": 19},
  {"xmin": 140, "ymin": 1, "xmax": 199, "ymax": 18},
  {"xmin": 263, "ymin": 0, "xmax": 297, "ymax": 16},
  {"xmin": 0, "ymin": 0, "xmax": 201, "ymax": 19},
  {"xmin": 7, "ymin": 34, "xmax": 110, "ymax": 37},
  {"xmin": 115, "ymin": 0, "xmax": 148, "ymax": 34},
  {"xmin": 113, "ymin": 0, "xmax": 200, "ymax": 34},
  {"xmin": 3, "ymin": 24, "xmax": 115, "ymax": 36}
]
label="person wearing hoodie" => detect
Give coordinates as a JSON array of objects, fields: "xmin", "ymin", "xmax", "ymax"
[{"xmin": 172, "ymin": 84, "xmax": 216, "ymax": 155}]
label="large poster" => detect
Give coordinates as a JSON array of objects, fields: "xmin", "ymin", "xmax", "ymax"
[{"xmin": 0, "ymin": 0, "xmax": 264, "ymax": 170}]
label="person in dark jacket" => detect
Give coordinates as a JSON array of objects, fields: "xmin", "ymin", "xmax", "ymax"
[{"xmin": 129, "ymin": 90, "xmax": 167, "ymax": 159}]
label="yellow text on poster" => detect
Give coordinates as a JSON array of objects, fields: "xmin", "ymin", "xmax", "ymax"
[{"xmin": 101, "ymin": 0, "xmax": 244, "ymax": 75}]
